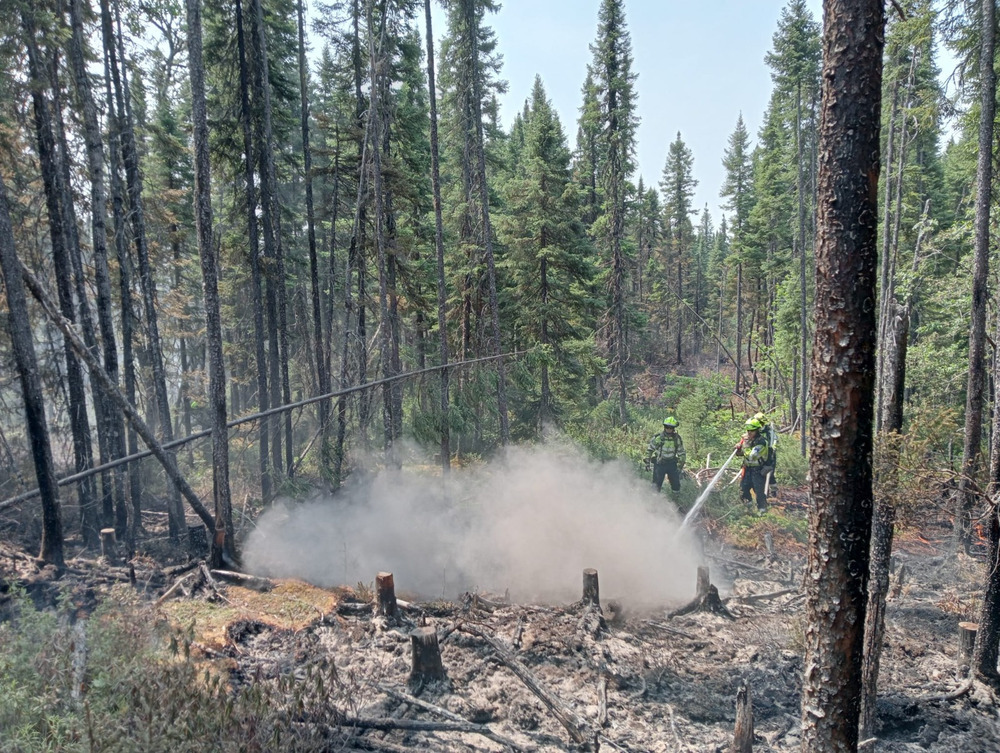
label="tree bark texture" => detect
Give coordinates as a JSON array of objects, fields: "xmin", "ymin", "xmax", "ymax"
[
  {"xmin": 102, "ymin": 0, "xmax": 184, "ymax": 537},
  {"xmin": 297, "ymin": 0, "xmax": 330, "ymax": 477},
  {"xmin": 186, "ymin": 0, "xmax": 236, "ymax": 568},
  {"xmin": 801, "ymin": 2, "xmax": 883, "ymax": 751},
  {"xmin": 23, "ymin": 15, "xmax": 99, "ymax": 550},
  {"xmin": 958, "ymin": 0, "xmax": 996, "ymax": 549},
  {"xmin": 424, "ymin": 0, "xmax": 451, "ymax": 474},
  {"xmin": 69, "ymin": 0, "xmax": 128, "ymax": 540},
  {"xmin": 234, "ymin": 0, "xmax": 271, "ymax": 503},
  {"xmin": 20, "ymin": 262, "xmax": 217, "ymax": 536},
  {"xmin": 0, "ymin": 175, "xmax": 65, "ymax": 568}
]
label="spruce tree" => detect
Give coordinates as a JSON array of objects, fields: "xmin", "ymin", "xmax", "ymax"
[
  {"xmin": 498, "ymin": 76, "xmax": 596, "ymax": 432},
  {"xmin": 589, "ymin": 0, "xmax": 637, "ymax": 423}
]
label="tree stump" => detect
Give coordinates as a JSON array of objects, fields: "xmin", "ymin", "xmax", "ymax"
[
  {"xmin": 376, "ymin": 572, "xmax": 398, "ymax": 618},
  {"xmin": 100, "ymin": 528, "xmax": 118, "ymax": 564},
  {"xmin": 583, "ymin": 568, "xmax": 600, "ymax": 607},
  {"xmin": 959, "ymin": 621, "xmax": 978, "ymax": 663},
  {"xmin": 696, "ymin": 566, "xmax": 711, "ymax": 598},
  {"xmin": 188, "ymin": 525, "xmax": 208, "ymax": 557},
  {"xmin": 408, "ymin": 626, "xmax": 446, "ymax": 687},
  {"xmin": 732, "ymin": 680, "xmax": 753, "ymax": 752}
]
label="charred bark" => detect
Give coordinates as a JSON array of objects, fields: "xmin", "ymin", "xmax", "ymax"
[
  {"xmin": 424, "ymin": 0, "xmax": 451, "ymax": 474},
  {"xmin": 186, "ymin": 0, "xmax": 237, "ymax": 568},
  {"xmin": 0, "ymin": 175, "xmax": 65, "ymax": 568},
  {"xmin": 802, "ymin": 2, "xmax": 883, "ymax": 750}
]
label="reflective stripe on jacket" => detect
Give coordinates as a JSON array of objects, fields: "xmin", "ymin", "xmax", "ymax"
[
  {"xmin": 741, "ymin": 434, "xmax": 771, "ymax": 467},
  {"xmin": 647, "ymin": 431, "xmax": 686, "ymax": 465}
]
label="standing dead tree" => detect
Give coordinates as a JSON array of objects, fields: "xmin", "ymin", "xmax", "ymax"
[{"xmin": 801, "ymin": 1, "xmax": 884, "ymax": 751}]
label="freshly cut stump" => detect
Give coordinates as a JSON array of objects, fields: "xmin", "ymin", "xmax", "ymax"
[
  {"xmin": 376, "ymin": 572, "xmax": 398, "ymax": 618},
  {"xmin": 100, "ymin": 528, "xmax": 118, "ymax": 563},
  {"xmin": 959, "ymin": 621, "xmax": 978, "ymax": 663}
]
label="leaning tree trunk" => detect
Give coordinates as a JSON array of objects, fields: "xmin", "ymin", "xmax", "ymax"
[
  {"xmin": 0, "ymin": 174, "xmax": 65, "ymax": 568},
  {"xmin": 186, "ymin": 0, "xmax": 236, "ymax": 568},
  {"xmin": 801, "ymin": 2, "xmax": 884, "ymax": 752},
  {"xmin": 958, "ymin": 0, "xmax": 996, "ymax": 552},
  {"xmin": 424, "ymin": 0, "xmax": 451, "ymax": 474}
]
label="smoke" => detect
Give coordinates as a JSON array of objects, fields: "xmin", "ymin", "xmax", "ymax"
[{"xmin": 244, "ymin": 441, "xmax": 703, "ymax": 606}]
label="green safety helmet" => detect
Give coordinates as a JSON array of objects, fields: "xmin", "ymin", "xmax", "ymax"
[
  {"xmin": 745, "ymin": 417, "xmax": 763, "ymax": 431},
  {"xmin": 663, "ymin": 416, "xmax": 679, "ymax": 428},
  {"xmin": 753, "ymin": 411, "xmax": 767, "ymax": 424}
]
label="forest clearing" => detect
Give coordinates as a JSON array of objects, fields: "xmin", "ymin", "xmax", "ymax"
[{"xmin": 4, "ymin": 0, "xmax": 1000, "ymax": 750}]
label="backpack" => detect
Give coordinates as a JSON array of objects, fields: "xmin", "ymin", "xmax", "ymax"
[{"xmin": 763, "ymin": 423, "xmax": 777, "ymax": 468}]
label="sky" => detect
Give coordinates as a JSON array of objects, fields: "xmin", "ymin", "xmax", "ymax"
[{"xmin": 464, "ymin": 0, "xmax": 826, "ymax": 222}]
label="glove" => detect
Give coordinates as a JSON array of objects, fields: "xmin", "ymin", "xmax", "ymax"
[{"xmin": 643, "ymin": 459, "xmax": 652, "ymax": 471}]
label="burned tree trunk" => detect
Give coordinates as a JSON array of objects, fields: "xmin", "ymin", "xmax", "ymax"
[
  {"xmin": 23, "ymin": 12, "xmax": 98, "ymax": 551},
  {"xmin": 583, "ymin": 568, "xmax": 600, "ymax": 607},
  {"xmin": 958, "ymin": 0, "xmax": 996, "ymax": 550},
  {"xmin": 186, "ymin": 0, "xmax": 236, "ymax": 569},
  {"xmin": 0, "ymin": 175, "xmax": 65, "ymax": 568},
  {"xmin": 68, "ymin": 0, "xmax": 128, "ymax": 543},
  {"xmin": 732, "ymin": 680, "xmax": 753, "ymax": 753},
  {"xmin": 802, "ymin": 1, "xmax": 884, "ymax": 751},
  {"xmin": 424, "ymin": 0, "xmax": 451, "ymax": 474},
  {"xmin": 408, "ymin": 627, "xmax": 446, "ymax": 687}
]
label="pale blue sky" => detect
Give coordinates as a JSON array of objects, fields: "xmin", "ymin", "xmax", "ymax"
[{"xmin": 478, "ymin": 0, "xmax": 825, "ymax": 222}]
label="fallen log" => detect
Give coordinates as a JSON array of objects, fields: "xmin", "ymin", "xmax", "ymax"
[
  {"xmin": 155, "ymin": 572, "xmax": 195, "ymax": 607},
  {"xmin": 735, "ymin": 587, "xmax": 799, "ymax": 604},
  {"xmin": 462, "ymin": 623, "xmax": 589, "ymax": 746},
  {"xmin": 379, "ymin": 685, "xmax": 522, "ymax": 751},
  {"xmin": 209, "ymin": 569, "xmax": 273, "ymax": 591}
]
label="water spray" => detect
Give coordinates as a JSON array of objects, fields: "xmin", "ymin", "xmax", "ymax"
[{"xmin": 678, "ymin": 447, "xmax": 740, "ymax": 534}]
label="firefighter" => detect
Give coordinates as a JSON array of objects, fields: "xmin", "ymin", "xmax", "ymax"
[
  {"xmin": 645, "ymin": 417, "xmax": 687, "ymax": 494},
  {"xmin": 736, "ymin": 417, "xmax": 771, "ymax": 512}
]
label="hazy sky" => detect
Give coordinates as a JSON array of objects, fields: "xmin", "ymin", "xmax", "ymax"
[{"xmin": 476, "ymin": 0, "xmax": 825, "ymax": 221}]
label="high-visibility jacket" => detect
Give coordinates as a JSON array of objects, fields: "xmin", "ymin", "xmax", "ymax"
[
  {"xmin": 739, "ymin": 433, "xmax": 771, "ymax": 467},
  {"xmin": 647, "ymin": 431, "xmax": 686, "ymax": 467}
]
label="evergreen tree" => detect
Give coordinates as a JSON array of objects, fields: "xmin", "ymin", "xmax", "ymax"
[
  {"xmin": 589, "ymin": 0, "xmax": 637, "ymax": 422},
  {"xmin": 498, "ymin": 76, "xmax": 596, "ymax": 432},
  {"xmin": 659, "ymin": 131, "xmax": 696, "ymax": 364},
  {"xmin": 765, "ymin": 0, "xmax": 820, "ymax": 454}
]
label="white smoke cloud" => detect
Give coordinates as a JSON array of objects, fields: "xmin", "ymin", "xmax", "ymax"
[{"xmin": 244, "ymin": 441, "xmax": 703, "ymax": 606}]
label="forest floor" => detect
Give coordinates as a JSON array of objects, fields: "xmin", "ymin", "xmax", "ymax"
[{"xmin": 2, "ymin": 492, "xmax": 1000, "ymax": 752}]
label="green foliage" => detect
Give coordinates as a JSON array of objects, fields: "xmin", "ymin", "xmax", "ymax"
[{"xmin": 0, "ymin": 587, "xmax": 349, "ymax": 752}]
